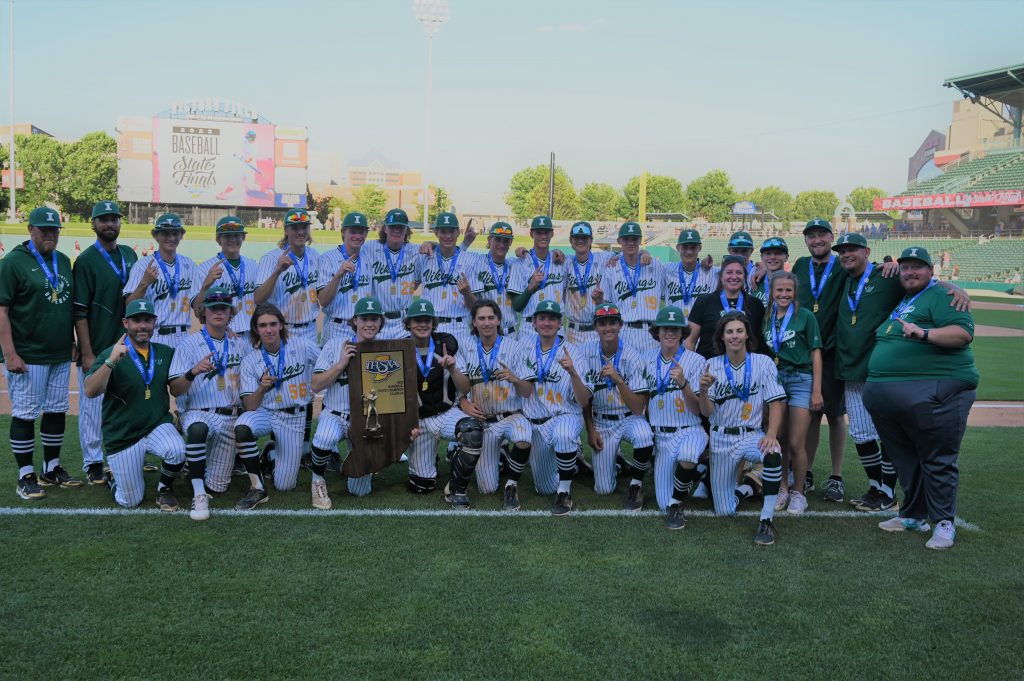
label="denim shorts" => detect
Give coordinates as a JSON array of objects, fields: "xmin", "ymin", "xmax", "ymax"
[{"xmin": 779, "ymin": 369, "xmax": 813, "ymax": 410}]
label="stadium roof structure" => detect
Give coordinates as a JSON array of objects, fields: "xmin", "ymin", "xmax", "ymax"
[{"xmin": 944, "ymin": 64, "xmax": 1024, "ymax": 143}]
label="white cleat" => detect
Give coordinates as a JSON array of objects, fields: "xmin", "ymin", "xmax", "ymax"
[
  {"xmin": 311, "ymin": 478, "xmax": 332, "ymax": 510},
  {"xmin": 189, "ymin": 493, "xmax": 211, "ymax": 521}
]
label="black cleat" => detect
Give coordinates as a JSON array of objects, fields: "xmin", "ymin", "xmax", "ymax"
[
  {"xmin": 39, "ymin": 466, "xmax": 84, "ymax": 488},
  {"xmin": 623, "ymin": 483, "xmax": 644, "ymax": 511},
  {"xmin": 156, "ymin": 487, "xmax": 179, "ymax": 512},
  {"xmin": 665, "ymin": 504, "xmax": 686, "ymax": 530},
  {"xmin": 754, "ymin": 519, "xmax": 777, "ymax": 546},
  {"xmin": 235, "ymin": 487, "xmax": 269, "ymax": 511},
  {"xmin": 502, "ymin": 483, "xmax": 521, "ymax": 511},
  {"xmin": 551, "ymin": 491, "xmax": 573, "ymax": 516},
  {"xmin": 87, "ymin": 463, "xmax": 107, "ymax": 486},
  {"xmin": 16, "ymin": 473, "xmax": 46, "ymax": 500},
  {"xmin": 856, "ymin": 491, "xmax": 899, "ymax": 513}
]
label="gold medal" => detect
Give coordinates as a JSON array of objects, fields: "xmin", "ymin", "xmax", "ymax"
[
  {"xmin": 441, "ymin": 291, "xmax": 447, "ymax": 300},
  {"xmin": 390, "ymin": 285, "xmax": 397, "ymax": 295},
  {"xmin": 276, "ymin": 394, "xmax": 283, "ymax": 404},
  {"xmin": 657, "ymin": 398, "xmax": 664, "ymax": 408},
  {"xmin": 631, "ymin": 299, "xmax": 637, "ymax": 309},
  {"xmin": 851, "ymin": 314, "xmax": 857, "ymax": 326},
  {"xmin": 144, "ymin": 388, "xmax": 151, "ymax": 400},
  {"xmin": 422, "ymin": 380, "xmax": 429, "ymax": 391},
  {"xmin": 51, "ymin": 290, "xmax": 58, "ymax": 302},
  {"xmin": 886, "ymin": 322, "xmax": 893, "ymax": 333},
  {"xmin": 537, "ymin": 384, "xmax": 543, "ymax": 396},
  {"xmin": 742, "ymin": 402, "xmax": 752, "ymax": 421},
  {"xmin": 813, "ymin": 302, "xmax": 819, "ymax": 313},
  {"xmin": 539, "ymin": 292, "xmax": 545, "ymax": 301},
  {"xmin": 218, "ymin": 375, "xmax": 226, "ymax": 390},
  {"xmin": 774, "ymin": 356, "xmax": 779, "ymax": 366},
  {"xmin": 352, "ymin": 293, "xmax": 359, "ymax": 303}
]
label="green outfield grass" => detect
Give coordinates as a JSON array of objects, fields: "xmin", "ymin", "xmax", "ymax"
[
  {"xmin": 0, "ymin": 419, "xmax": 1020, "ymax": 680},
  {"xmin": 971, "ymin": 336, "xmax": 1024, "ymax": 401},
  {"xmin": 971, "ymin": 307, "xmax": 1024, "ymax": 330}
]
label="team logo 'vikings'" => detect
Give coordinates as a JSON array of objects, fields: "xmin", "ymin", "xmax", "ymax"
[{"xmin": 365, "ymin": 355, "xmax": 400, "ymax": 382}]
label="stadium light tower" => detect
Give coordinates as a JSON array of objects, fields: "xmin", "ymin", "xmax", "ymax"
[{"xmin": 413, "ymin": 0, "xmax": 449, "ymax": 231}]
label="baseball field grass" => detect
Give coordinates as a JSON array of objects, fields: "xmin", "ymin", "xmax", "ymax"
[
  {"xmin": 0, "ymin": 418, "xmax": 1020, "ymax": 681},
  {"xmin": 971, "ymin": 336, "xmax": 1024, "ymax": 401}
]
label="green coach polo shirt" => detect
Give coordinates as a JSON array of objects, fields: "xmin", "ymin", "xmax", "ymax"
[
  {"xmin": 834, "ymin": 265, "xmax": 903, "ymax": 382},
  {"xmin": 89, "ymin": 341, "xmax": 175, "ymax": 453},
  {"xmin": 0, "ymin": 242, "xmax": 74, "ymax": 364},
  {"xmin": 73, "ymin": 243, "xmax": 138, "ymax": 362}
]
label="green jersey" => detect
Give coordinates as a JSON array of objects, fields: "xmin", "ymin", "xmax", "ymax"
[
  {"xmin": 793, "ymin": 255, "xmax": 846, "ymax": 352},
  {"xmin": 868, "ymin": 284, "xmax": 979, "ymax": 387},
  {"xmin": 89, "ymin": 341, "xmax": 175, "ymax": 452},
  {"xmin": 761, "ymin": 305, "xmax": 822, "ymax": 373},
  {"xmin": 73, "ymin": 243, "xmax": 138, "ymax": 363},
  {"xmin": 834, "ymin": 264, "xmax": 902, "ymax": 382},
  {"xmin": 0, "ymin": 242, "xmax": 74, "ymax": 364}
]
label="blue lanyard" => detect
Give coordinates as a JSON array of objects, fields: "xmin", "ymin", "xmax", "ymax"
[
  {"xmin": 201, "ymin": 327, "xmax": 229, "ymax": 376},
  {"xmin": 217, "ymin": 253, "xmax": 245, "ymax": 298},
  {"xmin": 416, "ymin": 336, "xmax": 436, "ymax": 380},
  {"xmin": 535, "ymin": 336, "xmax": 561, "ymax": 384},
  {"xmin": 847, "ymin": 262, "xmax": 875, "ymax": 314},
  {"xmin": 677, "ymin": 263, "xmax": 697, "ymax": 306},
  {"xmin": 125, "ymin": 339, "xmax": 155, "ymax": 390},
  {"xmin": 261, "ymin": 343, "xmax": 287, "ymax": 388},
  {"xmin": 529, "ymin": 249, "xmax": 551, "ymax": 289},
  {"xmin": 487, "ymin": 255, "xmax": 509, "ymax": 294},
  {"xmin": 27, "ymin": 241, "xmax": 60, "ymax": 292},
  {"xmin": 720, "ymin": 290, "xmax": 744, "ymax": 312},
  {"xmin": 477, "ymin": 336, "xmax": 503, "ymax": 382},
  {"xmin": 890, "ymin": 280, "xmax": 935, "ymax": 322},
  {"xmin": 620, "ymin": 259, "xmax": 640, "ymax": 300},
  {"xmin": 95, "ymin": 241, "xmax": 127, "ymax": 285},
  {"xmin": 435, "ymin": 246, "xmax": 460, "ymax": 284},
  {"xmin": 156, "ymin": 255, "xmax": 180, "ymax": 298},
  {"xmin": 384, "ymin": 246, "xmax": 406, "ymax": 283},
  {"xmin": 770, "ymin": 303, "xmax": 795, "ymax": 356},
  {"xmin": 572, "ymin": 256, "xmax": 593, "ymax": 294},
  {"xmin": 602, "ymin": 340, "xmax": 624, "ymax": 392},
  {"xmin": 723, "ymin": 354, "xmax": 752, "ymax": 402},
  {"xmin": 657, "ymin": 347, "xmax": 685, "ymax": 395},
  {"xmin": 763, "ymin": 274, "xmax": 771, "ymax": 302},
  {"xmin": 338, "ymin": 244, "xmax": 361, "ymax": 290},
  {"xmin": 288, "ymin": 250, "xmax": 309, "ymax": 288},
  {"xmin": 809, "ymin": 256, "xmax": 835, "ymax": 305}
]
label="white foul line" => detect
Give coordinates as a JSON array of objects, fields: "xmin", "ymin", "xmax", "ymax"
[{"xmin": 0, "ymin": 506, "xmax": 981, "ymax": 531}]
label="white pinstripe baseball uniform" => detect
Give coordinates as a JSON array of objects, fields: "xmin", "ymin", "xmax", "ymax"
[
  {"xmin": 106, "ymin": 422, "xmax": 185, "ymax": 508},
  {"xmin": 844, "ymin": 381, "xmax": 878, "ymax": 444},
  {"xmin": 663, "ymin": 262, "xmax": 718, "ymax": 320},
  {"xmin": 124, "ymin": 254, "xmax": 198, "ymax": 348},
  {"xmin": 599, "ymin": 257, "xmax": 665, "ymax": 355},
  {"xmin": 316, "ymin": 245, "xmax": 374, "ymax": 345},
  {"xmin": 564, "ymin": 250, "xmax": 612, "ymax": 346},
  {"xmin": 312, "ymin": 337, "xmax": 372, "ymax": 496},
  {"xmin": 466, "ymin": 253, "xmax": 518, "ymax": 335},
  {"xmin": 645, "ymin": 346, "xmax": 708, "ymax": 510},
  {"xmin": 5, "ymin": 363, "xmax": 70, "ymax": 421},
  {"xmin": 704, "ymin": 353, "xmax": 785, "ymax": 516},
  {"xmin": 360, "ymin": 240, "xmax": 422, "ymax": 340},
  {"xmin": 236, "ymin": 339, "xmax": 319, "ymax": 491},
  {"xmin": 419, "ymin": 248, "xmax": 474, "ymax": 347},
  {"xmin": 508, "ymin": 251, "xmax": 567, "ymax": 344},
  {"xmin": 255, "ymin": 246, "xmax": 321, "ymax": 344},
  {"xmin": 193, "ymin": 254, "xmax": 259, "ymax": 335}
]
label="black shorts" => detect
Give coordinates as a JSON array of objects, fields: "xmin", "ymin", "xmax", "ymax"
[{"xmin": 821, "ymin": 348, "xmax": 846, "ymax": 419}]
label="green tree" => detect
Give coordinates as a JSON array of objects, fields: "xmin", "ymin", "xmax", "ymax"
[
  {"xmin": 504, "ymin": 164, "xmax": 578, "ymax": 221},
  {"xmin": 305, "ymin": 188, "xmax": 332, "ymax": 226},
  {"xmin": 415, "ymin": 185, "xmax": 451, "ymax": 223},
  {"xmin": 619, "ymin": 175, "xmax": 687, "ymax": 220},
  {"xmin": 578, "ymin": 182, "xmax": 622, "ymax": 221},
  {"xmin": 792, "ymin": 190, "xmax": 840, "ymax": 222},
  {"xmin": 685, "ymin": 169, "xmax": 736, "ymax": 222},
  {"xmin": 57, "ymin": 132, "xmax": 117, "ymax": 219},
  {"xmin": 328, "ymin": 195, "xmax": 354, "ymax": 216},
  {"xmin": 847, "ymin": 186, "xmax": 887, "ymax": 213},
  {"xmin": 738, "ymin": 186, "xmax": 794, "ymax": 222},
  {"xmin": 15, "ymin": 133, "xmax": 65, "ymax": 211},
  {"xmin": 352, "ymin": 184, "xmax": 388, "ymax": 222}
]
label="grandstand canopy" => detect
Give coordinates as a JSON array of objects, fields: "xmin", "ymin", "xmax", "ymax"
[
  {"xmin": 944, "ymin": 64, "xmax": 1024, "ymax": 110},
  {"xmin": 855, "ymin": 211, "xmax": 894, "ymax": 222}
]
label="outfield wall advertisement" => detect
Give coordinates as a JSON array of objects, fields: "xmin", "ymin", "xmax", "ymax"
[
  {"xmin": 874, "ymin": 189, "xmax": 1024, "ymax": 210},
  {"xmin": 117, "ymin": 116, "xmax": 308, "ymax": 208}
]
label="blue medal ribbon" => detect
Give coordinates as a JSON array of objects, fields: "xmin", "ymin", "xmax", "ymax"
[
  {"xmin": 763, "ymin": 274, "xmax": 771, "ymax": 302},
  {"xmin": 535, "ymin": 336, "xmax": 561, "ymax": 385},
  {"xmin": 890, "ymin": 279, "xmax": 935, "ymax": 323},
  {"xmin": 846, "ymin": 262, "xmax": 875, "ymax": 316},
  {"xmin": 384, "ymin": 246, "xmax": 406, "ymax": 284},
  {"xmin": 217, "ymin": 253, "xmax": 246, "ymax": 299},
  {"xmin": 477, "ymin": 336, "xmax": 503, "ymax": 383},
  {"xmin": 770, "ymin": 303, "xmax": 795, "ymax": 357},
  {"xmin": 338, "ymin": 244, "xmax": 361, "ymax": 292},
  {"xmin": 620, "ymin": 259, "xmax": 640, "ymax": 302},
  {"xmin": 602, "ymin": 340, "xmax": 624, "ymax": 392},
  {"xmin": 27, "ymin": 241, "xmax": 60, "ymax": 294},
  {"xmin": 201, "ymin": 327, "xmax": 229, "ymax": 376},
  {"xmin": 156, "ymin": 255, "xmax": 180, "ymax": 299},
  {"xmin": 723, "ymin": 354, "xmax": 752, "ymax": 402},
  {"xmin": 95, "ymin": 241, "xmax": 127, "ymax": 285},
  {"xmin": 529, "ymin": 249, "xmax": 551, "ymax": 289},
  {"xmin": 677, "ymin": 263, "xmax": 697, "ymax": 307},
  {"xmin": 125, "ymin": 339, "xmax": 155, "ymax": 391},
  {"xmin": 435, "ymin": 246, "xmax": 460, "ymax": 286},
  {"xmin": 657, "ymin": 347, "xmax": 686, "ymax": 395},
  {"xmin": 720, "ymin": 290, "xmax": 744, "ymax": 313},
  {"xmin": 572, "ymin": 256, "xmax": 593, "ymax": 294},
  {"xmin": 809, "ymin": 256, "xmax": 836, "ymax": 308},
  {"xmin": 288, "ymin": 250, "xmax": 309, "ymax": 289},
  {"xmin": 486, "ymin": 255, "xmax": 509, "ymax": 295},
  {"xmin": 260, "ymin": 342, "xmax": 287, "ymax": 389},
  {"xmin": 416, "ymin": 336, "xmax": 436, "ymax": 381}
]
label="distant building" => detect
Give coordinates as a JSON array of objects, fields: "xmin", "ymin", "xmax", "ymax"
[{"xmin": 0, "ymin": 123, "xmax": 54, "ymax": 137}]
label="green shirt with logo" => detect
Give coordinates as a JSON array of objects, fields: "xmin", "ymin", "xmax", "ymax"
[
  {"xmin": 89, "ymin": 341, "xmax": 175, "ymax": 452},
  {"xmin": 793, "ymin": 255, "xmax": 846, "ymax": 352},
  {"xmin": 868, "ymin": 284, "xmax": 979, "ymax": 387},
  {"xmin": 762, "ymin": 306, "xmax": 822, "ymax": 373},
  {"xmin": 73, "ymin": 243, "xmax": 138, "ymax": 363},
  {"xmin": 0, "ymin": 243, "xmax": 74, "ymax": 364},
  {"xmin": 834, "ymin": 265, "xmax": 903, "ymax": 382}
]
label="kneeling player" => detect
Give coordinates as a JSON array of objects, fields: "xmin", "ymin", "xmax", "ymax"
[{"xmin": 698, "ymin": 312, "xmax": 786, "ymax": 545}]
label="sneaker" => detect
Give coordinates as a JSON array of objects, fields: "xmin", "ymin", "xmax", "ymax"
[
  {"xmin": 311, "ymin": 478, "xmax": 332, "ymax": 510},
  {"xmin": 691, "ymin": 482, "xmax": 709, "ymax": 499},
  {"xmin": 231, "ymin": 458, "xmax": 247, "ymax": 477},
  {"xmin": 665, "ymin": 504, "xmax": 686, "ymax": 531},
  {"xmin": 300, "ymin": 452, "xmax": 313, "ymax": 471},
  {"xmin": 87, "ymin": 463, "xmax": 107, "ymax": 486},
  {"xmin": 754, "ymin": 519, "xmax": 777, "ymax": 546},
  {"xmin": 502, "ymin": 484, "xmax": 521, "ymax": 512},
  {"xmin": 156, "ymin": 487, "xmax": 179, "ymax": 512},
  {"xmin": 857, "ymin": 491, "xmax": 899, "ymax": 513},
  {"xmin": 849, "ymin": 487, "xmax": 877, "ymax": 508},
  {"xmin": 39, "ymin": 466, "xmax": 84, "ymax": 488},
  {"xmin": 235, "ymin": 487, "xmax": 269, "ymax": 511},
  {"xmin": 742, "ymin": 471, "xmax": 763, "ymax": 497},
  {"xmin": 925, "ymin": 520, "xmax": 956, "ymax": 550},
  {"xmin": 787, "ymin": 490, "xmax": 808, "ymax": 515},
  {"xmin": 15, "ymin": 473, "xmax": 46, "ymax": 500},
  {"xmin": 623, "ymin": 483, "xmax": 644, "ymax": 511},
  {"xmin": 451, "ymin": 491, "xmax": 471, "ymax": 509},
  {"xmin": 774, "ymin": 488, "xmax": 790, "ymax": 512},
  {"xmin": 443, "ymin": 482, "xmax": 454, "ymax": 504},
  {"xmin": 804, "ymin": 469, "xmax": 815, "ymax": 493},
  {"xmin": 575, "ymin": 451, "xmax": 594, "ymax": 478},
  {"xmin": 878, "ymin": 516, "xmax": 931, "ymax": 533},
  {"xmin": 189, "ymin": 493, "xmax": 211, "ymax": 521},
  {"xmin": 614, "ymin": 454, "xmax": 630, "ymax": 478},
  {"xmin": 551, "ymin": 491, "xmax": 573, "ymax": 516},
  {"xmin": 822, "ymin": 477, "xmax": 845, "ymax": 503}
]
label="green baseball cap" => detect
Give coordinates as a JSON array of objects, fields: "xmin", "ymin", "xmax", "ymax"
[
  {"xmin": 676, "ymin": 229, "xmax": 702, "ymax": 245},
  {"xmin": 384, "ymin": 208, "xmax": 409, "ymax": 228},
  {"xmin": 654, "ymin": 305, "xmax": 687, "ymax": 327},
  {"xmin": 897, "ymin": 245, "xmax": 933, "ymax": 266},
  {"xmin": 570, "ymin": 221, "xmax": 593, "ymax": 237},
  {"xmin": 593, "ymin": 303, "xmax": 621, "ymax": 321},
  {"xmin": 530, "ymin": 215, "xmax": 553, "ymax": 231},
  {"xmin": 284, "ymin": 208, "xmax": 311, "ymax": 226},
  {"xmin": 619, "ymin": 222, "xmax": 643, "ymax": 238},
  {"xmin": 90, "ymin": 201, "xmax": 122, "ymax": 220},
  {"xmin": 533, "ymin": 300, "xmax": 562, "ymax": 317},
  {"xmin": 760, "ymin": 237, "xmax": 788, "ymax": 253},
  {"xmin": 728, "ymin": 231, "xmax": 754, "ymax": 249},
  {"xmin": 803, "ymin": 218, "xmax": 833, "ymax": 235},
  {"xmin": 433, "ymin": 212, "xmax": 459, "ymax": 230},
  {"xmin": 406, "ymin": 299, "xmax": 436, "ymax": 318},
  {"xmin": 203, "ymin": 286, "xmax": 234, "ymax": 308},
  {"xmin": 488, "ymin": 221, "xmax": 514, "ymax": 239},
  {"xmin": 216, "ymin": 215, "xmax": 247, "ymax": 235},
  {"xmin": 832, "ymin": 233, "xmax": 869, "ymax": 250},
  {"xmin": 342, "ymin": 212, "xmax": 369, "ymax": 229},
  {"xmin": 125, "ymin": 298, "xmax": 157, "ymax": 318},
  {"xmin": 28, "ymin": 207, "xmax": 62, "ymax": 229},
  {"xmin": 353, "ymin": 296, "xmax": 384, "ymax": 317},
  {"xmin": 153, "ymin": 213, "xmax": 183, "ymax": 231}
]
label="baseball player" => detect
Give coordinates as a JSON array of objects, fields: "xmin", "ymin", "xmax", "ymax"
[
  {"xmin": 168, "ymin": 287, "xmax": 248, "ymax": 520},
  {"xmin": 520, "ymin": 300, "xmax": 591, "ymax": 516},
  {"xmin": 698, "ymin": 311, "xmax": 786, "ymax": 545},
  {"xmin": 686, "ymin": 256, "xmax": 766, "ymax": 359},
  {"xmin": 83, "ymin": 298, "xmax": 186, "ymax": 511},
  {"xmin": 0, "ymin": 207, "xmax": 81, "ymax": 499},
  {"xmin": 124, "ymin": 212, "xmax": 197, "ymax": 349},
  {"xmin": 663, "ymin": 229, "xmax": 718, "ymax": 320},
  {"xmin": 563, "ymin": 221, "xmax": 612, "ymax": 347},
  {"xmin": 73, "ymin": 200, "xmax": 139, "ymax": 484},
  {"xmin": 461, "ymin": 222, "xmax": 518, "ymax": 336},
  {"xmin": 643, "ymin": 306, "xmax": 707, "ymax": 529},
  {"xmin": 316, "ymin": 211, "xmax": 374, "ymax": 345},
  {"xmin": 726, "ymin": 231, "xmax": 757, "ymax": 287},
  {"xmin": 449, "ymin": 300, "xmax": 534, "ymax": 510},
  {"xmin": 750, "ymin": 237, "xmax": 789, "ymax": 305},
  {"xmin": 418, "ymin": 212, "xmax": 473, "ymax": 348},
  {"xmin": 579, "ymin": 303, "xmax": 654, "ymax": 508},
  {"xmin": 593, "ymin": 222, "xmax": 664, "ymax": 355},
  {"xmin": 192, "ymin": 216, "xmax": 259, "ymax": 336},
  {"xmin": 308, "ymin": 296, "xmax": 385, "ymax": 506},
  {"xmin": 360, "ymin": 208, "xmax": 423, "ymax": 340},
  {"xmin": 508, "ymin": 215, "xmax": 567, "ymax": 345},
  {"xmin": 234, "ymin": 303, "xmax": 320, "ymax": 509}
]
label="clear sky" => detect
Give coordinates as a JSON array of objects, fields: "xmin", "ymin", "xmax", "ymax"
[{"xmin": 4, "ymin": 0, "xmax": 1023, "ymax": 213}]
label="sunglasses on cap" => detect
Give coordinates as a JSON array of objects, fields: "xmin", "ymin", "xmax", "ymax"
[
  {"xmin": 219, "ymin": 221, "xmax": 243, "ymax": 230},
  {"xmin": 491, "ymin": 225, "xmax": 513, "ymax": 236},
  {"xmin": 287, "ymin": 212, "xmax": 310, "ymax": 223},
  {"xmin": 206, "ymin": 293, "xmax": 234, "ymax": 306}
]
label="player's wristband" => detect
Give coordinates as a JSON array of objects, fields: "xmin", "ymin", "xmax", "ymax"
[
  {"xmin": 104, "ymin": 359, "xmax": 117, "ymax": 369},
  {"xmin": 184, "ymin": 370, "xmax": 196, "ymax": 381},
  {"xmin": 922, "ymin": 328, "xmax": 929, "ymax": 342}
]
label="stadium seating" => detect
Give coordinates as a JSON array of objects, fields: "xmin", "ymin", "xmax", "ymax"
[{"xmin": 902, "ymin": 150, "xmax": 1024, "ymax": 196}]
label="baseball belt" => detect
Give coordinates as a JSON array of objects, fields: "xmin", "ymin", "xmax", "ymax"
[
  {"xmin": 484, "ymin": 411, "xmax": 519, "ymax": 423},
  {"xmin": 595, "ymin": 412, "xmax": 629, "ymax": 421},
  {"xmin": 624, "ymin": 321, "xmax": 652, "ymax": 329},
  {"xmin": 437, "ymin": 316, "xmax": 464, "ymax": 324},
  {"xmin": 384, "ymin": 311, "xmax": 402, "ymax": 319},
  {"xmin": 712, "ymin": 425, "xmax": 758, "ymax": 435},
  {"xmin": 567, "ymin": 321, "xmax": 594, "ymax": 332},
  {"xmin": 198, "ymin": 407, "xmax": 241, "ymax": 417},
  {"xmin": 158, "ymin": 325, "xmax": 188, "ymax": 335}
]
